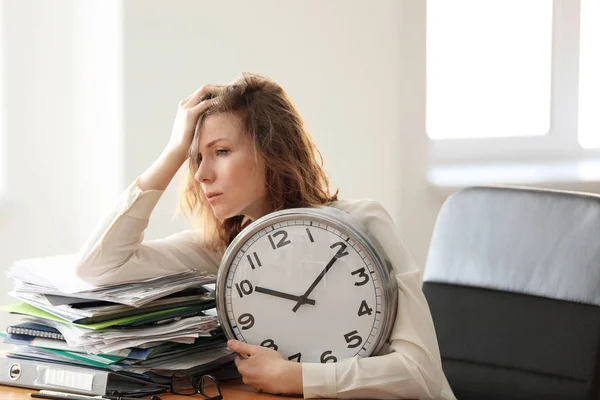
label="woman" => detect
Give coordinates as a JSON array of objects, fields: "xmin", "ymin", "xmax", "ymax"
[{"xmin": 76, "ymin": 73, "xmax": 456, "ymax": 399}]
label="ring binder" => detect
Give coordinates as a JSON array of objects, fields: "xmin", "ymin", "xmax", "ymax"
[
  {"xmin": 0, "ymin": 355, "xmax": 168, "ymax": 395},
  {"xmin": 6, "ymin": 322, "xmax": 65, "ymax": 341}
]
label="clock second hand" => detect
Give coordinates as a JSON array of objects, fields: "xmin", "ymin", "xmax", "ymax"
[{"xmin": 254, "ymin": 286, "xmax": 316, "ymax": 305}]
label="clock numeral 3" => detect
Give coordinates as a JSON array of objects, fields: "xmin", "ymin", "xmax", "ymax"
[
  {"xmin": 330, "ymin": 242, "xmax": 349, "ymax": 258},
  {"xmin": 235, "ymin": 280, "xmax": 254, "ymax": 298},
  {"xmin": 351, "ymin": 267, "xmax": 370, "ymax": 286},
  {"xmin": 320, "ymin": 350, "xmax": 337, "ymax": 363},
  {"xmin": 260, "ymin": 339, "xmax": 278, "ymax": 351},
  {"xmin": 288, "ymin": 352, "xmax": 302, "ymax": 362},
  {"xmin": 358, "ymin": 300, "xmax": 373, "ymax": 316},
  {"xmin": 343, "ymin": 330, "xmax": 363, "ymax": 349},
  {"xmin": 237, "ymin": 313, "xmax": 255, "ymax": 330},
  {"xmin": 268, "ymin": 230, "xmax": 291, "ymax": 250},
  {"xmin": 247, "ymin": 252, "xmax": 262, "ymax": 269}
]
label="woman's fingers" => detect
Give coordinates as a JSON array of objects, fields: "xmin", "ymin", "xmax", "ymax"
[
  {"xmin": 228, "ymin": 339, "xmax": 262, "ymax": 357},
  {"xmin": 191, "ymin": 96, "xmax": 220, "ymax": 115},
  {"xmin": 183, "ymin": 84, "xmax": 225, "ymax": 107}
]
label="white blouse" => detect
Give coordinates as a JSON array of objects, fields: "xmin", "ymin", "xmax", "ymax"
[{"xmin": 75, "ymin": 179, "xmax": 456, "ymax": 399}]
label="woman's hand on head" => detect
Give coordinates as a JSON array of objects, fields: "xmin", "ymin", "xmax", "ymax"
[
  {"xmin": 228, "ymin": 339, "xmax": 303, "ymax": 395},
  {"xmin": 166, "ymin": 84, "xmax": 223, "ymax": 157}
]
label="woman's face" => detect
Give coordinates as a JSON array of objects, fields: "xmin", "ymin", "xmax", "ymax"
[{"xmin": 194, "ymin": 111, "xmax": 271, "ymax": 221}]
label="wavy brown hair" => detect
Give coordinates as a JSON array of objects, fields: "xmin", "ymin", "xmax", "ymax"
[{"xmin": 179, "ymin": 72, "xmax": 338, "ymax": 251}]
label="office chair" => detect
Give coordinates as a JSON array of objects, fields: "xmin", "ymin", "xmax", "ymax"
[{"xmin": 422, "ymin": 186, "xmax": 600, "ymax": 400}]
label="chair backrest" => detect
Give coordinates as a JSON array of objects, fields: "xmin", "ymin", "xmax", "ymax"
[{"xmin": 422, "ymin": 186, "xmax": 600, "ymax": 400}]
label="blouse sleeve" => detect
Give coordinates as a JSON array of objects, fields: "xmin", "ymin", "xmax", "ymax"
[
  {"xmin": 75, "ymin": 178, "xmax": 222, "ymax": 286},
  {"xmin": 301, "ymin": 200, "xmax": 455, "ymax": 399}
]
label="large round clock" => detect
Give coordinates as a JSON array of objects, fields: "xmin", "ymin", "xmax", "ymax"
[{"xmin": 215, "ymin": 206, "xmax": 398, "ymax": 364}]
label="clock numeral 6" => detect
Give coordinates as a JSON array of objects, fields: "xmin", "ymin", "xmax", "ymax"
[
  {"xmin": 351, "ymin": 267, "xmax": 370, "ymax": 286},
  {"xmin": 320, "ymin": 350, "xmax": 337, "ymax": 363},
  {"xmin": 344, "ymin": 330, "xmax": 363, "ymax": 349},
  {"xmin": 260, "ymin": 339, "xmax": 278, "ymax": 351},
  {"xmin": 237, "ymin": 313, "xmax": 255, "ymax": 330},
  {"xmin": 268, "ymin": 230, "xmax": 291, "ymax": 250},
  {"xmin": 288, "ymin": 352, "xmax": 302, "ymax": 362},
  {"xmin": 358, "ymin": 300, "xmax": 373, "ymax": 316},
  {"xmin": 235, "ymin": 280, "xmax": 253, "ymax": 298}
]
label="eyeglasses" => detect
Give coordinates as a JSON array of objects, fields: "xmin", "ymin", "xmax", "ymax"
[
  {"xmin": 107, "ymin": 372, "xmax": 223, "ymax": 400},
  {"xmin": 171, "ymin": 373, "xmax": 223, "ymax": 400}
]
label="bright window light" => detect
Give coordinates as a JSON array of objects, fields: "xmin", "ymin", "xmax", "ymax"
[
  {"xmin": 578, "ymin": 0, "xmax": 600, "ymax": 149},
  {"xmin": 427, "ymin": 0, "xmax": 553, "ymax": 139}
]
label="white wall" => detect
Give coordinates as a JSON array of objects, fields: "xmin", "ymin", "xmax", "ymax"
[
  {"xmin": 121, "ymin": 0, "xmax": 440, "ymax": 261},
  {"xmin": 0, "ymin": 0, "xmax": 123, "ymax": 329},
  {"xmin": 0, "ymin": 0, "xmax": 78, "ymax": 328},
  {"xmin": 0, "ymin": 0, "xmax": 438, "ymax": 329}
]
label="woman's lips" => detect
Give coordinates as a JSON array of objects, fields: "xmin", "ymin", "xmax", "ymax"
[{"xmin": 207, "ymin": 193, "xmax": 222, "ymax": 203}]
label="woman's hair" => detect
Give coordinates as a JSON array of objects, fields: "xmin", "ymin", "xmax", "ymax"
[{"xmin": 179, "ymin": 72, "xmax": 338, "ymax": 251}]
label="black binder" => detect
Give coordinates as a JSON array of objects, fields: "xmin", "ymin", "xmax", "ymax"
[{"xmin": 0, "ymin": 355, "xmax": 168, "ymax": 395}]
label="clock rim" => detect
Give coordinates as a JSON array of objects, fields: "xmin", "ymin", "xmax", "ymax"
[{"xmin": 215, "ymin": 206, "xmax": 398, "ymax": 360}]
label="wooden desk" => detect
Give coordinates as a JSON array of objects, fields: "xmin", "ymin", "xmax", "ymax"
[{"xmin": 0, "ymin": 382, "xmax": 286, "ymax": 399}]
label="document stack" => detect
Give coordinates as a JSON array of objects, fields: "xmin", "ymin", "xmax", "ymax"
[{"xmin": 0, "ymin": 253, "xmax": 237, "ymax": 396}]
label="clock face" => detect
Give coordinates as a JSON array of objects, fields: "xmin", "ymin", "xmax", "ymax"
[{"xmin": 219, "ymin": 213, "xmax": 391, "ymax": 364}]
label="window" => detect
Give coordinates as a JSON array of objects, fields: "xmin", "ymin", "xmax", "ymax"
[
  {"xmin": 0, "ymin": 6, "xmax": 5, "ymax": 198},
  {"xmin": 427, "ymin": 0, "xmax": 552, "ymax": 140},
  {"xmin": 427, "ymin": 0, "xmax": 600, "ymax": 170},
  {"xmin": 578, "ymin": 0, "xmax": 600, "ymax": 149}
]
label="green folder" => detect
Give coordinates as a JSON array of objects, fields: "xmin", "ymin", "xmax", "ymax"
[{"xmin": 0, "ymin": 303, "xmax": 211, "ymax": 330}]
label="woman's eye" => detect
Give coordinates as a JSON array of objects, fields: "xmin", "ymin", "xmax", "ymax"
[{"xmin": 216, "ymin": 149, "xmax": 229, "ymax": 156}]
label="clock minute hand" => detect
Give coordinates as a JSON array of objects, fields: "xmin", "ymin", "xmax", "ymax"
[
  {"xmin": 292, "ymin": 241, "xmax": 349, "ymax": 313},
  {"xmin": 255, "ymin": 286, "xmax": 316, "ymax": 305}
]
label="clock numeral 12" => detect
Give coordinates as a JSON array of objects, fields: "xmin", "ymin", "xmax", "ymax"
[
  {"xmin": 235, "ymin": 280, "xmax": 253, "ymax": 298},
  {"xmin": 247, "ymin": 252, "xmax": 262, "ymax": 269},
  {"xmin": 268, "ymin": 230, "xmax": 291, "ymax": 250},
  {"xmin": 260, "ymin": 339, "xmax": 278, "ymax": 351},
  {"xmin": 343, "ymin": 330, "xmax": 363, "ymax": 349},
  {"xmin": 288, "ymin": 352, "xmax": 302, "ymax": 362}
]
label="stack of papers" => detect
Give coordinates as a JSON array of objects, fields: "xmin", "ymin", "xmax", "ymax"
[
  {"xmin": 9, "ymin": 253, "xmax": 215, "ymax": 306},
  {"xmin": 1, "ymin": 253, "xmax": 236, "ymax": 383}
]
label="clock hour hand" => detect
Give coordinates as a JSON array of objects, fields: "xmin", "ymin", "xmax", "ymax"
[
  {"xmin": 292, "ymin": 241, "xmax": 349, "ymax": 313},
  {"xmin": 255, "ymin": 286, "xmax": 316, "ymax": 305}
]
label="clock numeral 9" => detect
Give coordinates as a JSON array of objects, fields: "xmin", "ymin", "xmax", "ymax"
[
  {"xmin": 235, "ymin": 280, "xmax": 253, "ymax": 298},
  {"xmin": 237, "ymin": 313, "xmax": 255, "ymax": 330},
  {"xmin": 260, "ymin": 339, "xmax": 278, "ymax": 351},
  {"xmin": 268, "ymin": 230, "xmax": 291, "ymax": 250},
  {"xmin": 288, "ymin": 352, "xmax": 302, "ymax": 362},
  {"xmin": 344, "ymin": 330, "xmax": 363, "ymax": 349},
  {"xmin": 358, "ymin": 300, "xmax": 373, "ymax": 316},
  {"xmin": 320, "ymin": 350, "xmax": 337, "ymax": 363},
  {"xmin": 351, "ymin": 267, "xmax": 370, "ymax": 286}
]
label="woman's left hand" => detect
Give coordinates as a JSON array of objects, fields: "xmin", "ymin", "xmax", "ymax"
[{"xmin": 228, "ymin": 339, "xmax": 303, "ymax": 395}]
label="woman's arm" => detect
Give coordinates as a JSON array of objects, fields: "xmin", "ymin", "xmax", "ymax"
[
  {"xmin": 75, "ymin": 86, "xmax": 222, "ymax": 286},
  {"xmin": 228, "ymin": 200, "xmax": 455, "ymax": 399},
  {"xmin": 299, "ymin": 200, "xmax": 455, "ymax": 399}
]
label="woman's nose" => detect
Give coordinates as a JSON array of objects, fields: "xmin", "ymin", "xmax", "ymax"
[{"xmin": 194, "ymin": 160, "xmax": 215, "ymax": 183}]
